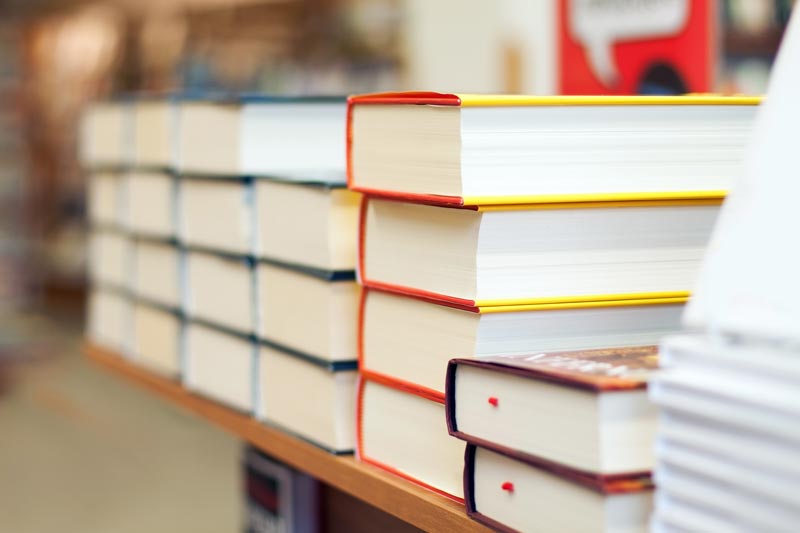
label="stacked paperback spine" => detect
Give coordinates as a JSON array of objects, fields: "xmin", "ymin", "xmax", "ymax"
[
  {"xmin": 83, "ymin": 94, "xmax": 361, "ymax": 454},
  {"xmin": 348, "ymin": 92, "xmax": 759, "ymax": 529},
  {"xmin": 652, "ymin": 12, "xmax": 800, "ymax": 532}
]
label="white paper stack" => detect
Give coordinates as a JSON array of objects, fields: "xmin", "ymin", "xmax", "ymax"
[{"xmin": 651, "ymin": 12, "xmax": 800, "ymax": 532}]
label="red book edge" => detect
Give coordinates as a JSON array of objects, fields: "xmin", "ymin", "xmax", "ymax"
[
  {"xmin": 358, "ymin": 287, "xmax": 476, "ymax": 401},
  {"xmin": 357, "ymin": 199, "xmax": 480, "ymax": 311},
  {"xmin": 463, "ymin": 444, "xmax": 653, "ymax": 532},
  {"xmin": 346, "ymin": 92, "xmax": 467, "ymax": 205},
  {"xmin": 356, "ymin": 374, "xmax": 463, "ymax": 503}
]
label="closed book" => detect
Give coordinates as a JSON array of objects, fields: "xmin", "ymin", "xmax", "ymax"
[
  {"xmin": 258, "ymin": 262, "xmax": 357, "ymax": 363},
  {"xmin": 446, "ymin": 346, "xmax": 658, "ymax": 476},
  {"xmin": 347, "ymin": 92, "xmax": 759, "ymax": 206},
  {"xmin": 80, "ymin": 101, "xmax": 131, "ymax": 168},
  {"xmin": 359, "ymin": 196, "xmax": 720, "ymax": 308},
  {"xmin": 257, "ymin": 344, "xmax": 357, "ymax": 454},
  {"xmin": 88, "ymin": 229, "xmax": 132, "ymax": 290},
  {"xmin": 361, "ymin": 287, "xmax": 683, "ymax": 398},
  {"xmin": 177, "ymin": 96, "xmax": 345, "ymax": 181},
  {"xmin": 185, "ymin": 250, "xmax": 255, "ymax": 335},
  {"xmin": 357, "ymin": 376, "xmax": 465, "ymax": 501},
  {"xmin": 87, "ymin": 287, "xmax": 132, "ymax": 354},
  {"xmin": 184, "ymin": 321, "xmax": 256, "ymax": 413},
  {"xmin": 132, "ymin": 98, "xmax": 178, "ymax": 169},
  {"xmin": 255, "ymin": 180, "xmax": 359, "ymax": 272},
  {"xmin": 131, "ymin": 302, "xmax": 181, "ymax": 377},
  {"xmin": 126, "ymin": 170, "xmax": 176, "ymax": 238},
  {"xmin": 132, "ymin": 239, "xmax": 181, "ymax": 309},
  {"xmin": 179, "ymin": 177, "xmax": 254, "ymax": 256},
  {"xmin": 464, "ymin": 444, "xmax": 652, "ymax": 533},
  {"xmin": 88, "ymin": 171, "xmax": 125, "ymax": 228}
]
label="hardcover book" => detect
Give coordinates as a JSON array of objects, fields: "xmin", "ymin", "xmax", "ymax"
[
  {"xmin": 258, "ymin": 261, "xmax": 357, "ymax": 363},
  {"xmin": 446, "ymin": 346, "xmax": 658, "ymax": 476},
  {"xmin": 357, "ymin": 376, "xmax": 466, "ymax": 501},
  {"xmin": 132, "ymin": 98, "xmax": 178, "ymax": 169},
  {"xmin": 465, "ymin": 444, "xmax": 652, "ymax": 533},
  {"xmin": 132, "ymin": 239, "xmax": 181, "ymax": 309},
  {"xmin": 185, "ymin": 250, "xmax": 255, "ymax": 335},
  {"xmin": 184, "ymin": 321, "xmax": 256, "ymax": 413},
  {"xmin": 88, "ymin": 171, "xmax": 124, "ymax": 228},
  {"xmin": 80, "ymin": 101, "xmax": 131, "ymax": 169},
  {"xmin": 255, "ymin": 180, "xmax": 359, "ymax": 272},
  {"xmin": 347, "ymin": 92, "xmax": 759, "ymax": 206},
  {"xmin": 179, "ymin": 177, "xmax": 254, "ymax": 256},
  {"xmin": 87, "ymin": 287, "xmax": 132, "ymax": 354},
  {"xmin": 258, "ymin": 344, "xmax": 357, "ymax": 454},
  {"xmin": 177, "ymin": 96, "xmax": 346, "ymax": 181},
  {"xmin": 131, "ymin": 302, "xmax": 181, "ymax": 377},
  {"xmin": 361, "ymin": 287, "xmax": 683, "ymax": 398},
  {"xmin": 359, "ymin": 196, "xmax": 720, "ymax": 308},
  {"xmin": 88, "ymin": 229, "xmax": 132, "ymax": 291},
  {"xmin": 126, "ymin": 170, "xmax": 176, "ymax": 238}
]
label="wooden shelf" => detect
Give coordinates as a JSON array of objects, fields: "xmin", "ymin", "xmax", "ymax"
[{"xmin": 85, "ymin": 343, "xmax": 488, "ymax": 533}]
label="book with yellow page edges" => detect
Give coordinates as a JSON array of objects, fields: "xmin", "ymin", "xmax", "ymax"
[
  {"xmin": 358, "ymin": 196, "xmax": 721, "ymax": 309},
  {"xmin": 347, "ymin": 92, "xmax": 760, "ymax": 207}
]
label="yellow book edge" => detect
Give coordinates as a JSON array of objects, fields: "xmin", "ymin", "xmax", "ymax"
[
  {"xmin": 476, "ymin": 293, "xmax": 689, "ymax": 314},
  {"xmin": 470, "ymin": 192, "xmax": 726, "ymax": 210},
  {"xmin": 457, "ymin": 94, "xmax": 762, "ymax": 107}
]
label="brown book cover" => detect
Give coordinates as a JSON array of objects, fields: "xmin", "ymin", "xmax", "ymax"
[
  {"xmin": 463, "ymin": 444, "xmax": 653, "ymax": 533},
  {"xmin": 448, "ymin": 345, "xmax": 658, "ymax": 394}
]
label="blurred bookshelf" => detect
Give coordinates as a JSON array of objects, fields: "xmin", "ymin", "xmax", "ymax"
[
  {"xmin": 86, "ymin": 342, "xmax": 488, "ymax": 533},
  {"xmin": 720, "ymin": 0, "xmax": 794, "ymax": 93}
]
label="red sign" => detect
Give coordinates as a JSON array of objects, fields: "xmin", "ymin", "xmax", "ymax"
[{"xmin": 559, "ymin": 0, "xmax": 716, "ymax": 95}]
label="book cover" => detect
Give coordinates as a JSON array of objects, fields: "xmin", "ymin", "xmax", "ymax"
[{"xmin": 446, "ymin": 345, "xmax": 657, "ymax": 395}]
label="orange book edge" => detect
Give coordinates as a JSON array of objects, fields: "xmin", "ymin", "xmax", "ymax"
[{"xmin": 355, "ymin": 374, "xmax": 463, "ymax": 503}]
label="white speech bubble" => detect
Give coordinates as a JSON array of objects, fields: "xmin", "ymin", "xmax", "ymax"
[{"xmin": 569, "ymin": 0, "xmax": 690, "ymax": 87}]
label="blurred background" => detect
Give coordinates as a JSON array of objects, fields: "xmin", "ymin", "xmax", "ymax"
[{"xmin": 0, "ymin": 0, "xmax": 793, "ymax": 531}]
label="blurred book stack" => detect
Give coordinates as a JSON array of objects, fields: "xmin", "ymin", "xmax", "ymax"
[
  {"xmin": 82, "ymin": 101, "xmax": 136, "ymax": 361},
  {"xmin": 652, "ymin": 13, "xmax": 800, "ymax": 532},
  {"xmin": 83, "ymin": 94, "xmax": 360, "ymax": 454},
  {"xmin": 348, "ymin": 92, "xmax": 759, "ymax": 524}
]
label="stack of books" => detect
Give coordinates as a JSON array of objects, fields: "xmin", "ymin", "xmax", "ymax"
[
  {"xmin": 348, "ymin": 92, "xmax": 759, "ymax": 512},
  {"xmin": 84, "ymin": 94, "xmax": 361, "ymax": 454},
  {"xmin": 83, "ymin": 100, "xmax": 136, "ymax": 364},
  {"xmin": 652, "ymin": 14, "xmax": 800, "ymax": 532},
  {"xmin": 446, "ymin": 347, "xmax": 658, "ymax": 531}
]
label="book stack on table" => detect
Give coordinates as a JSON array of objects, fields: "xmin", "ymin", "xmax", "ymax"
[
  {"xmin": 83, "ymin": 88, "xmax": 765, "ymax": 530},
  {"xmin": 83, "ymin": 95, "xmax": 361, "ymax": 454},
  {"xmin": 347, "ymin": 92, "xmax": 759, "ymax": 530}
]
